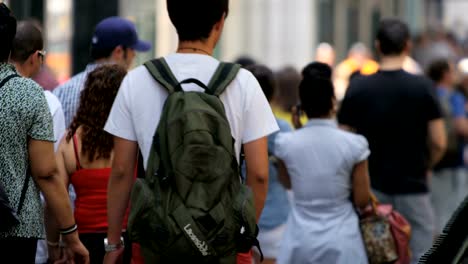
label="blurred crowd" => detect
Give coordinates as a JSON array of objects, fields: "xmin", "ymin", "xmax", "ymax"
[{"xmin": 2, "ymin": 0, "xmax": 468, "ymax": 263}]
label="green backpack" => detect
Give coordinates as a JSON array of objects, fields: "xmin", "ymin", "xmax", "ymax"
[{"xmin": 128, "ymin": 58, "xmax": 262, "ymax": 263}]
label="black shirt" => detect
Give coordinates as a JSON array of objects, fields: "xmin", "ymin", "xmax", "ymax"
[{"xmin": 338, "ymin": 69, "xmax": 442, "ymax": 194}]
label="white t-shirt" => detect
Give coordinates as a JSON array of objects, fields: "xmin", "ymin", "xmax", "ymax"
[
  {"xmin": 105, "ymin": 53, "xmax": 279, "ymax": 168},
  {"xmin": 44, "ymin": 91, "xmax": 66, "ymax": 151},
  {"xmin": 36, "ymin": 91, "xmax": 66, "ymax": 264}
]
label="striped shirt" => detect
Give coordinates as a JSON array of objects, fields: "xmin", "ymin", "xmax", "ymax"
[{"xmin": 53, "ymin": 63, "xmax": 99, "ymax": 127}]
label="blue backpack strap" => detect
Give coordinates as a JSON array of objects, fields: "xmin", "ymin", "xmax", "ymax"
[
  {"xmin": 144, "ymin": 58, "xmax": 179, "ymax": 94},
  {"xmin": 207, "ymin": 62, "xmax": 241, "ymax": 96}
]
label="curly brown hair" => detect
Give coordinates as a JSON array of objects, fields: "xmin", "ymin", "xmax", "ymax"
[{"xmin": 66, "ymin": 64, "xmax": 127, "ymax": 162}]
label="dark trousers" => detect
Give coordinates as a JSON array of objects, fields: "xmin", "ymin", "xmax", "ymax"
[
  {"xmin": 79, "ymin": 232, "xmax": 132, "ymax": 264},
  {"xmin": 0, "ymin": 237, "xmax": 38, "ymax": 263}
]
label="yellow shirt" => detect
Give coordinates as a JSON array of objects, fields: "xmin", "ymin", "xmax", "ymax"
[{"xmin": 273, "ymin": 107, "xmax": 308, "ymax": 128}]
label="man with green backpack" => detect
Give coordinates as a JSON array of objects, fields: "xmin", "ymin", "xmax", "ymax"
[{"xmin": 103, "ymin": 0, "xmax": 278, "ymax": 263}]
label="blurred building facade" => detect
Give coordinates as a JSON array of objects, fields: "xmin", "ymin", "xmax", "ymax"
[{"xmin": 3, "ymin": 0, "xmax": 448, "ymax": 78}]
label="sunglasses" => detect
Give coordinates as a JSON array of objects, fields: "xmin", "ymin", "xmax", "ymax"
[{"xmin": 38, "ymin": 50, "xmax": 47, "ymax": 59}]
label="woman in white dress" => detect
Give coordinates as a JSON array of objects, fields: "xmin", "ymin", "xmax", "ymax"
[{"xmin": 275, "ymin": 62, "xmax": 371, "ymax": 264}]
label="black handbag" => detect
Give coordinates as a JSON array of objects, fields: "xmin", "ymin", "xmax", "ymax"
[{"xmin": 0, "ymin": 74, "xmax": 29, "ymax": 232}]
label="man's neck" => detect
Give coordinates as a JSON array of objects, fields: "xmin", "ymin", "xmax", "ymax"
[
  {"xmin": 12, "ymin": 62, "xmax": 30, "ymax": 78},
  {"xmin": 379, "ymin": 55, "xmax": 406, "ymax": 71},
  {"xmin": 93, "ymin": 58, "xmax": 113, "ymax": 65},
  {"xmin": 177, "ymin": 40, "xmax": 214, "ymax": 56}
]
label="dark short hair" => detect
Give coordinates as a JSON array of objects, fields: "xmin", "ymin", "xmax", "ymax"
[
  {"xmin": 0, "ymin": 3, "xmax": 17, "ymax": 62},
  {"xmin": 10, "ymin": 21, "xmax": 43, "ymax": 63},
  {"xmin": 302, "ymin": 61, "xmax": 332, "ymax": 80},
  {"xmin": 245, "ymin": 64, "xmax": 276, "ymax": 102},
  {"xmin": 234, "ymin": 56, "xmax": 256, "ymax": 68},
  {"xmin": 275, "ymin": 66, "xmax": 301, "ymax": 112},
  {"xmin": 299, "ymin": 62, "xmax": 335, "ymax": 118},
  {"xmin": 90, "ymin": 46, "xmax": 116, "ymax": 61},
  {"xmin": 90, "ymin": 45, "xmax": 133, "ymax": 61},
  {"xmin": 426, "ymin": 59, "xmax": 451, "ymax": 83},
  {"xmin": 376, "ymin": 18, "xmax": 410, "ymax": 56},
  {"xmin": 167, "ymin": 0, "xmax": 229, "ymax": 41}
]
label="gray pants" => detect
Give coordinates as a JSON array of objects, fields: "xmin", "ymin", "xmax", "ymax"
[
  {"xmin": 373, "ymin": 190, "xmax": 435, "ymax": 264},
  {"xmin": 431, "ymin": 168, "xmax": 468, "ymax": 234}
]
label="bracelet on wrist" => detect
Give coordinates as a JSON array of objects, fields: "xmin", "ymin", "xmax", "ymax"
[
  {"xmin": 59, "ymin": 224, "xmax": 78, "ymax": 235},
  {"xmin": 104, "ymin": 237, "xmax": 125, "ymax": 252},
  {"xmin": 47, "ymin": 240, "xmax": 60, "ymax": 247}
]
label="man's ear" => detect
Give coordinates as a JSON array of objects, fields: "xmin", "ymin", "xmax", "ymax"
[
  {"xmin": 213, "ymin": 13, "xmax": 226, "ymax": 32},
  {"xmin": 30, "ymin": 51, "xmax": 39, "ymax": 66},
  {"xmin": 111, "ymin": 45, "xmax": 124, "ymax": 61}
]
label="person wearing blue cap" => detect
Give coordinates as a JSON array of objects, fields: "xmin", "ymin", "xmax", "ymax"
[{"xmin": 54, "ymin": 16, "xmax": 151, "ymax": 128}]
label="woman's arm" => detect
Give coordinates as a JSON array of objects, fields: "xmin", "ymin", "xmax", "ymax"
[{"xmin": 351, "ymin": 160, "xmax": 371, "ymax": 208}]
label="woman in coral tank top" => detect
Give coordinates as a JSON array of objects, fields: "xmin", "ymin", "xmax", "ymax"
[{"xmin": 54, "ymin": 65, "xmax": 141, "ymax": 264}]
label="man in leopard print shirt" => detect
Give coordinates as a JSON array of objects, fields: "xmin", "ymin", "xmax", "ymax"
[{"xmin": 0, "ymin": 3, "xmax": 88, "ymax": 263}]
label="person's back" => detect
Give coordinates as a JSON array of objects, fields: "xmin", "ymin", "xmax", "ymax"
[
  {"xmin": 426, "ymin": 59, "xmax": 468, "ymax": 237},
  {"xmin": 9, "ymin": 20, "xmax": 68, "ymax": 263},
  {"xmin": 0, "ymin": 4, "xmax": 89, "ymax": 263},
  {"xmin": 53, "ymin": 17, "xmax": 150, "ymax": 127},
  {"xmin": 104, "ymin": 1, "xmax": 277, "ymax": 263},
  {"xmin": 338, "ymin": 18, "xmax": 446, "ymax": 264},
  {"xmin": 278, "ymin": 125, "xmax": 366, "ymax": 206},
  {"xmin": 55, "ymin": 65, "xmax": 133, "ymax": 263},
  {"xmin": 276, "ymin": 62, "xmax": 371, "ymax": 264},
  {"xmin": 106, "ymin": 53, "xmax": 275, "ymax": 162},
  {"xmin": 260, "ymin": 118, "xmax": 291, "ymax": 229},
  {"xmin": 105, "ymin": 50, "xmax": 276, "ymax": 264},
  {"xmin": 0, "ymin": 64, "xmax": 49, "ymax": 237},
  {"xmin": 340, "ymin": 71, "xmax": 438, "ymax": 194}
]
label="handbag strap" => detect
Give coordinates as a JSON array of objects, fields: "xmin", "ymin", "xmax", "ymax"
[
  {"xmin": 0, "ymin": 74, "xmax": 29, "ymax": 214},
  {"xmin": 369, "ymin": 192, "xmax": 379, "ymax": 214}
]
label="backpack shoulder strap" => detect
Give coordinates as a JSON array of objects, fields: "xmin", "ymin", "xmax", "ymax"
[
  {"xmin": 144, "ymin": 58, "xmax": 179, "ymax": 94},
  {"xmin": 207, "ymin": 62, "xmax": 241, "ymax": 96},
  {"xmin": 0, "ymin": 74, "xmax": 19, "ymax": 89},
  {"xmin": 0, "ymin": 73, "xmax": 28, "ymax": 214}
]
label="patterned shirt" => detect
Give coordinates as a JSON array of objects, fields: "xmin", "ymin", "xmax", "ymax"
[
  {"xmin": 0, "ymin": 63, "xmax": 54, "ymax": 239},
  {"xmin": 53, "ymin": 63, "xmax": 99, "ymax": 127}
]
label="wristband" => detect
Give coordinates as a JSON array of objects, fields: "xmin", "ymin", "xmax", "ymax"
[
  {"xmin": 59, "ymin": 224, "xmax": 78, "ymax": 235},
  {"xmin": 104, "ymin": 237, "xmax": 125, "ymax": 252},
  {"xmin": 47, "ymin": 240, "xmax": 59, "ymax": 247}
]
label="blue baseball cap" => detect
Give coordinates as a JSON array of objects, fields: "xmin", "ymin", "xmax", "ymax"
[{"xmin": 91, "ymin": 17, "xmax": 151, "ymax": 52}]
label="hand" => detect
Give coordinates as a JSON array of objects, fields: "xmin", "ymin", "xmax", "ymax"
[
  {"xmin": 61, "ymin": 233, "xmax": 90, "ymax": 264},
  {"xmin": 47, "ymin": 244, "xmax": 66, "ymax": 264},
  {"xmin": 103, "ymin": 248, "xmax": 124, "ymax": 264}
]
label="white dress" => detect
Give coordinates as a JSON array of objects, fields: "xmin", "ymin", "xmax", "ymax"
[{"xmin": 275, "ymin": 119, "xmax": 369, "ymax": 264}]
